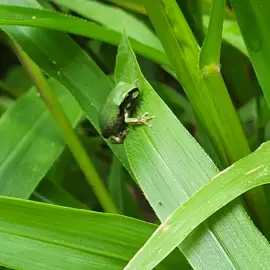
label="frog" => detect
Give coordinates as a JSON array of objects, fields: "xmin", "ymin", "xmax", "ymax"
[{"xmin": 99, "ymin": 81, "xmax": 155, "ymax": 144}]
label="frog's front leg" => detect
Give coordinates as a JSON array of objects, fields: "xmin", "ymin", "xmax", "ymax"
[{"xmin": 124, "ymin": 112, "xmax": 155, "ymax": 127}]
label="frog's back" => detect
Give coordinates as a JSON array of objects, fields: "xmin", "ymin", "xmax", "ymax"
[
  {"xmin": 99, "ymin": 102, "xmax": 124, "ymax": 138},
  {"xmin": 98, "ymin": 81, "xmax": 137, "ymax": 138}
]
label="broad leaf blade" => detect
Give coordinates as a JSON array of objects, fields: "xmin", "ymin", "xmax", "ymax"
[
  {"xmin": 2, "ymin": 1, "xmax": 270, "ymax": 269},
  {"xmin": 144, "ymin": 0, "xmax": 250, "ymax": 167},
  {"xmin": 229, "ymin": 0, "xmax": 270, "ymax": 107},
  {"xmin": 51, "ymin": 0, "xmax": 160, "ymax": 51},
  {"xmin": 0, "ymin": 3, "xmax": 252, "ymax": 71},
  {"xmin": 108, "ymin": 157, "xmax": 141, "ymax": 218},
  {"xmin": 0, "ymin": 0, "xmax": 132, "ymax": 174},
  {"xmin": 0, "ymin": 196, "xmax": 188, "ymax": 270},
  {"xmin": 116, "ymin": 33, "xmax": 270, "ymax": 269},
  {"xmin": 0, "ymin": 78, "xmax": 81, "ymax": 198},
  {"xmin": 31, "ymin": 179, "xmax": 89, "ymax": 209},
  {"xmin": 199, "ymin": 0, "xmax": 225, "ymax": 68},
  {"xmin": 0, "ymin": 4, "xmax": 168, "ymax": 67},
  {"xmin": 202, "ymin": 15, "xmax": 248, "ymax": 56},
  {"xmin": 125, "ymin": 141, "xmax": 270, "ymax": 269}
]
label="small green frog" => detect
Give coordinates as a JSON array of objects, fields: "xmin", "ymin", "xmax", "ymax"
[{"xmin": 99, "ymin": 81, "xmax": 155, "ymax": 144}]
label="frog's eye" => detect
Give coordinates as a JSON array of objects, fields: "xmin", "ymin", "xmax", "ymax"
[
  {"xmin": 120, "ymin": 88, "xmax": 140, "ymax": 113},
  {"xmin": 123, "ymin": 88, "xmax": 139, "ymax": 103},
  {"xmin": 131, "ymin": 90, "xmax": 139, "ymax": 100}
]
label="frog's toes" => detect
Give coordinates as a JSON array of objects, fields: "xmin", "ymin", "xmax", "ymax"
[{"xmin": 139, "ymin": 112, "xmax": 156, "ymax": 127}]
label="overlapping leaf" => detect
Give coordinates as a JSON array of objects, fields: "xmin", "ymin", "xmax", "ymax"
[{"xmin": 0, "ymin": 196, "xmax": 187, "ymax": 269}]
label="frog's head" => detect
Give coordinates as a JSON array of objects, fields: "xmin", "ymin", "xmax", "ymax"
[
  {"xmin": 120, "ymin": 88, "xmax": 140, "ymax": 117},
  {"xmin": 99, "ymin": 82, "xmax": 140, "ymax": 144}
]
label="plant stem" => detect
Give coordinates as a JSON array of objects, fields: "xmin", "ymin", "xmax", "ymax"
[
  {"xmin": 144, "ymin": 0, "xmax": 270, "ymax": 237},
  {"xmin": 11, "ymin": 40, "xmax": 118, "ymax": 214}
]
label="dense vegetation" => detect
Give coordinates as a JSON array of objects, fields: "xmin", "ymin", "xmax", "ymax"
[{"xmin": 0, "ymin": 0, "xmax": 270, "ymax": 269}]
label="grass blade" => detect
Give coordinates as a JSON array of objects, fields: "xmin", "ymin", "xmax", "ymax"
[
  {"xmin": 200, "ymin": 0, "xmax": 270, "ymax": 231},
  {"xmin": 0, "ymin": 196, "xmax": 188, "ymax": 270},
  {"xmin": 202, "ymin": 15, "xmax": 248, "ymax": 56},
  {"xmin": 144, "ymin": 0, "xmax": 249, "ymax": 166},
  {"xmin": 107, "ymin": 0, "xmax": 146, "ymax": 14},
  {"xmin": 11, "ymin": 40, "xmax": 117, "ymax": 213},
  {"xmin": 0, "ymin": 0, "xmax": 133, "ymax": 176},
  {"xmin": 115, "ymin": 33, "xmax": 270, "ymax": 269},
  {"xmin": 31, "ymin": 179, "xmax": 89, "ymax": 209},
  {"xmin": 0, "ymin": 3, "xmax": 252, "ymax": 74},
  {"xmin": 51, "ymin": 0, "xmax": 158, "ymax": 51},
  {"xmin": 145, "ymin": 0, "xmax": 270, "ymax": 238},
  {"xmin": 125, "ymin": 141, "xmax": 270, "ymax": 269},
  {"xmin": 0, "ymin": 79, "xmax": 81, "ymax": 198},
  {"xmin": 199, "ymin": 0, "xmax": 225, "ymax": 68},
  {"xmin": 3, "ymin": 1, "xmax": 270, "ymax": 268},
  {"xmin": 0, "ymin": 4, "xmax": 168, "ymax": 67},
  {"xmin": 229, "ymin": 0, "xmax": 270, "ymax": 108}
]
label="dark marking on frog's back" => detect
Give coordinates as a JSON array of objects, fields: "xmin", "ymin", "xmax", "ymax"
[
  {"xmin": 101, "ymin": 112, "xmax": 125, "ymax": 138},
  {"xmin": 100, "ymin": 88, "xmax": 140, "ymax": 138}
]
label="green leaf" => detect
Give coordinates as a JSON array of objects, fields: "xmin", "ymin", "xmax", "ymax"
[
  {"xmin": 0, "ymin": 78, "xmax": 82, "ymax": 198},
  {"xmin": 178, "ymin": 0, "xmax": 203, "ymax": 43},
  {"xmin": 46, "ymin": 140, "xmax": 103, "ymax": 209},
  {"xmin": 3, "ymin": 1, "xmax": 270, "ymax": 269},
  {"xmin": 10, "ymin": 40, "xmax": 118, "ymax": 213},
  {"xmin": 203, "ymin": 15, "xmax": 248, "ymax": 56},
  {"xmin": 220, "ymin": 42, "xmax": 259, "ymax": 106},
  {"xmin": 0, "ymin": 3, "xmax": 251, "ymax": 75},
  {"xmin": 114, "ymin": 32, "xmax": 270, "ymax": 269},
  {"xmin": 229, "ymin": 0, "xmax": 270, "ymax": 108},
  {"xmin": 3, "ymin": 65, "xmax": 31, "ymax": 97},
  {"xmin": 199, "ymin": 0, "xmax": 225, "ymax": 68},
  {"xmin": 151, "ymin": 82, "xmax": 194, "ymax": 123},
  {"xmin": 31, "ymin": 178, "xmax": 89, "ymax": 209},
  {"xmin": 144, "ymin": 0, "xmax": 250, "ymax": 166},
  {"xmin": 108, "ymin": 157, "xmax": 126, "ymax": 213},
  {"xmin": 0, "ymin": 96, "xmax": 14, "ymax": 116},
  {"xmin": 37, "ymin": 0, "xmax": 55, "ymax": 9},
  {"xmin": 0, "ymin": 3, "xmax": 168, "ymax": 67},
  {"xmin": 106, "ymin": 0, "xmax": 146, "ymax": 14},
  {"xmin": 51, "ymin": 0, "xmax": 160, "ymax": 52},
  {"xmin": 108, "ymin": 156, "xmax": 141, "ymax": 218},
  {"xmin": 125, "ymin": 141, "xmax": 270, "ymax": 269},
  {"xmin": 0, "ymin": 0, "xmax": 132, "ymax": 175},
  {"xmin": 0, "ymin": 196, "xmax": 188, "ymax": 270},
  {"xmin": 144, "ymin": 0, "xmax": 270, "ymax": 238}
]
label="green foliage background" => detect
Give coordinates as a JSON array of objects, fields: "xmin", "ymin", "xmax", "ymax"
[{"xmin": 0, "ymin": 0, "xmax": 270, "ymax": 269}]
